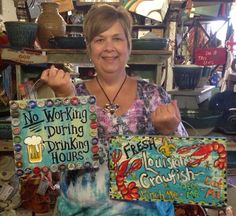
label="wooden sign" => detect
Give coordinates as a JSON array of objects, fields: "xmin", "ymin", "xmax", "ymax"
[
  {"xmin": 1, "ymin": 48, "xmax": 47, "ymax": 65},
  {"xmin": 109, "ymin": 135, "xmax": 227, "ymax": 207},
  {"xmin": 195, "ymin": 48, "xmax": 227, "ymax": 65},
  {"xmin": 53, "ymin": 0, "xmax": 74, "ymax": 12},
  {"xmin": 10, "ymin": 96, "xmax": 98, "ymax": 176},
  {"xmin": 123, "ymin": 0, "xmax": 169, "ymax": 22}
]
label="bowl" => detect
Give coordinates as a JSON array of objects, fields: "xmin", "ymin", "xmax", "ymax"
[
  {"xmin": 173, "ymin": 65, "xmax": 203, "ymax": 90},
  {"xmin": 181, "ymin": 109, "xmax": 222, "ymax": 135},
  {"xmin": 181, "ymin": 109, "xmax": 222, "ymax": 129},
  {"xmin": 132, "ymin": 38, "xmax": 168, "ymax": 50},
  {"xmin": 48, "ymin": 36, "xmax": 86, "ymax": 49},
  {"xmin": 4, "ymin": 21, "xmax": 38, "ymax": 49}
]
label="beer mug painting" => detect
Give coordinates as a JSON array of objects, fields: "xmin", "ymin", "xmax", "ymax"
[{"xmin": 24, "ymin": 135, "xmax": 43, "ymax": 163}]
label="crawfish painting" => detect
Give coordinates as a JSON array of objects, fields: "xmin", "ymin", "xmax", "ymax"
[
  {"xmin": 109, "ymin": 135, "xmax": 227, "ymax": 207},
  {"xmin": 176, "ymin": 141, "xmax": 227, "ymax": 169},
  {"xmin": 111, "ymin": 149, "xmax": 142, "ymax": 200}
]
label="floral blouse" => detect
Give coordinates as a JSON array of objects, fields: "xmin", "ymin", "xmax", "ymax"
[{"xmin": 57, "ymin": 79, "xmax": 188, "ymax": 216}]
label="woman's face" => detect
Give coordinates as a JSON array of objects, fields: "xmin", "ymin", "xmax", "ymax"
[{"xmin": 89, "ymin": 21, "xmax": 129, "ymax": 75}]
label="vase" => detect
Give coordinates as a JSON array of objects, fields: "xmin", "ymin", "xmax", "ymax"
[{"xmin": 37, "ymin": 2, "xmax": 66, "ymax": 48}]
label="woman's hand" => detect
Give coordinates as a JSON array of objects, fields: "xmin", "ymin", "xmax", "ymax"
[
  {"xmin": 151, "ymin": 100, "xmax": 181, "ymax": 135},
  {"xmin": 40, "ymin": 65, "xmax": 76, "ymax": 97}
]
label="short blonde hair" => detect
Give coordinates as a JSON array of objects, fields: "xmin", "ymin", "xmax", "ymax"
[{"xmin": 83, "ymin": 4, "xmax": 133, "ymax": 52}]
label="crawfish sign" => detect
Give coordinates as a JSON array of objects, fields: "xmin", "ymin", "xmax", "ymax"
[{"xmin": 109, "ymin": 135, "xmax": 227, "ymax": 207}]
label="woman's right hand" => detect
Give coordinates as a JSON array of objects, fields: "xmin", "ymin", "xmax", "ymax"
[
  {"xmin": 151, "ymin": 100, "xmax": 181, "ymax": 135},
  {"xmin": 40, "ymin": 65, "xmax": 76, "ymax": 97}
]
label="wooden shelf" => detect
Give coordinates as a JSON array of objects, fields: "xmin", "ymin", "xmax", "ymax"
[
  {"xmin": 1, "ymin": 48, "xmax": 172, "ymax": 88},
  {"xmin": 1, "ymin": 48, "xmax": 171, "ymax": 66},
  {"xmin": 75, "ymin": 1, "xmax": 121, "ymax": 7},
  {"xmin": 43, "ymin": 49, "xmax": 172, "ymax": 65},
  {"xmin": 132, "ymin": 24, "xmax": 166, "ymax": 29},
  {"xmin": 44, "ymin": 49, "xmax": 172, "ymax": 85}
]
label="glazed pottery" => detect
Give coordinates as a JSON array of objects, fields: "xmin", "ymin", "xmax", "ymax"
[
  {"xmin": 37, "ymin": 2, "xmax": 66, "ymax": 48},
  {"xmin": 132, "ymin": 38, "xmax": 168, "ymax": 50},
  {"xmin": 173, "ymin": 65, "xmax": 203, "ymax": 90},
  {"xmin": 48, "ymin": 36, "xmax": 86, "ymax": 49},
  {"xmin": 4, "ymin": 21, "xmax": 38, "ymax": 49}
]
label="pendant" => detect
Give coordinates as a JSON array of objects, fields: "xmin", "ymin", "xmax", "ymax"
[{"xmin": 104, "ymin": 103, "xmax": 119, "ymax": 114}]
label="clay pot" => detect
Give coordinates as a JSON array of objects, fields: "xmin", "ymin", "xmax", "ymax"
[{"xmin": 37, "ymin": 2, "xmax": 66, "ymax": 48}]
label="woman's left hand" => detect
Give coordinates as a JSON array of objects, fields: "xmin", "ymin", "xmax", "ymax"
[
  {"xmin": 40, "ymin": 65, "xmax": 75, "ymax": 97},
  {"xmin": 151, "ymin": 100, "xmax": 181, "ymax": 135}
]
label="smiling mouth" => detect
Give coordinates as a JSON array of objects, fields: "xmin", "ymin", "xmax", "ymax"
[{"xmin": 102, "ymin": 56, "xmax": 118, "ymax": 61}]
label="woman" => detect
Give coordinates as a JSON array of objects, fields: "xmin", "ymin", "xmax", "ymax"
[{"xmin": 41, "ymin": 4, "xmax": 188, "ymax": 216}]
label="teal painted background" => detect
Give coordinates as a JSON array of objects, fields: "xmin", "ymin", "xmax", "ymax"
[{"xmin": 11, "ymin": 96, "xmax": 97, "ymax": 173}]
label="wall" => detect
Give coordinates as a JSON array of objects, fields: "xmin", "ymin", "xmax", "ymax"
[{"xmin": 0, "ymin": 1, "xmax": 17, "ymax": 23}]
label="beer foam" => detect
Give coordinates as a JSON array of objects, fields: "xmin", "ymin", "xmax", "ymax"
[
  {"xmin": 24, "ymin": 135, "xmax": 42, "ymax": 152},
  {"xmin": 24, "ymin": 135, "xmax": 42, "ymax": 145}
]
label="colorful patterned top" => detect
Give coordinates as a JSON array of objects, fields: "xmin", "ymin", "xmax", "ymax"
[{"xmin": 57, "ymin": 79, "xmax": 188, "ymax": 216}]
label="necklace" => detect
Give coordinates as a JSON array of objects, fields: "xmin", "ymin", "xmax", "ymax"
[{"xmin": 96, "ymin": 74, "xmax": 127, "ymax": 115}]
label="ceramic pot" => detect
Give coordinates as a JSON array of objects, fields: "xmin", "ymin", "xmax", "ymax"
[
  {"xmin": 48, "ymin": 36, "xmax": 86, "ymax": 49},
  {"xmin": 37, "ymin": 2, "xmax": 66, "ymax": 48},
  {"xmin": 4, "ymin": 21, "xmax": 38, "ymax": 49},
  {"xmin": 173, "ymin": 65, "xmax": 203, "ymax": 90}
]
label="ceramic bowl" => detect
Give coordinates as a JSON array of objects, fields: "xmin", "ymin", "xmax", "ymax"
[
  {"xmin": 4, "ymin": 21, "xmax": 38, "ymax": 49},
  {"xmin": 48, "ymin": 36, "xmax": 86, "ymax": 49},
  {"xmin": 173, "ymin": 65, "xmax": 203, "ymax": 89},
  {"xmin": 181, "ymin": 109, "xmax": 222, "ymax": 135}
]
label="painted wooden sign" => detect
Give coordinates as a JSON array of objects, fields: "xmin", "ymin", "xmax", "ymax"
[
  {"xmin": 109, "ymin": 135, "xmax": 227, "ymax": 207},
  {"xmin": 10, "ymin": 96, "xmax": 98, "ymax": 176},
  {"xmin": 123, "ymin": 0, "xmax": 169, "ymax": 22},
  {"xmin": 195, "ymin": 48, "xmax": 226, "ymax": 65},
  {"xmin": 1, "ymin": 48, "xmax": 47, "ymax": 65}
]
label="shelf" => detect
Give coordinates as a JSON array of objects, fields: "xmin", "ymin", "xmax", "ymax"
[
  {"xmin": 1, "ymin": 48, "xmax": 172, "ymax": 86},
  {"xmin": 43, "ymin": 49, "xmax": 172, "ymax": 65},
  {"xmin": 1, "ymin": 48, "xmax": 171, "ymax": 64},
  {"xmin": 75, "ymin": 1, "xmax": 121, "ymax": 7},
  {"xmin": 183, "ymin": 17, "xmax": 230, "ymax": 27},
  {"xmin": 45, "ymin": 49, "xmax": 171, "ymax": 85},
  {"xmin": 66, "ymin": 24, "xmax": 166, "ymax": 32},
  {"xmin": 132, "ymin": 24, "xmax": 166, "ymax": 29},
  {"xmin": 168, "ymin": 85, "xmax": 215, "ymax": 109}
]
